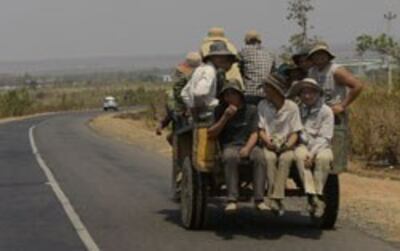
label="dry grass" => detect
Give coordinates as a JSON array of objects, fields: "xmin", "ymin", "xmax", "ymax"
[{"xmin": 349, "ymin": 85, "xmax": 400, "ymax": 166}]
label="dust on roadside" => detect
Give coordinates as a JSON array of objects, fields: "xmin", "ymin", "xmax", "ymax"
[
  {"xmin": 88, "ymin": 111, "xmax": 172, "ymax": 157},
  {"xmin": 89, "ymin": 111, "xmax": 400, "ymax": 245}
]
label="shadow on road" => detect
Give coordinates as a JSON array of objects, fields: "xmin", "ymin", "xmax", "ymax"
[{"xmin": 158, "ymin": 205, "xmax": 324, "ymax": 241}]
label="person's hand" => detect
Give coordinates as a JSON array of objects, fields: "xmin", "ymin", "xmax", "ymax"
[
  {"xmin": 264, "ymin": 138, "xmax": 276, "ymax": 151},
  {"xmin": 223, "ymin": 105, "xmax": 238, "ymax": 119},
  {"xmin": 331, "ymin": 104, "xmax": 345, "ymax": 114},
  {"xmin": 305, "ymin": 154, "xmax": 313, "ymax": 169},
  {"xmin": 156, "ymin": 126, "xmax": 162, "ymax": 136},
  {"xmin": 239, "ymin": 147, "xmax": 251, "ymax": 158}
]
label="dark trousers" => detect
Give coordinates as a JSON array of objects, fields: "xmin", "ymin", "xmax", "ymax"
[
  {"xmin": 244, "ymin": 95, "xmax": 264, "ymax": 106},
  {"xmin": 222, "ymin": 146, "xmax": 266, "ymax": 202}
]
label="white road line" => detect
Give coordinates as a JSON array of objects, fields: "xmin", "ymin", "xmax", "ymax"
[{"xmin": 29, "ymin": 125, "xmax": 101, "ymax": 251}]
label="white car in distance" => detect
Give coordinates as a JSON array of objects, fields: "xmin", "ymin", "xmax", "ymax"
[{"xmin": 103, "ymin": 96, "xmax": 118, "ymax": 111}]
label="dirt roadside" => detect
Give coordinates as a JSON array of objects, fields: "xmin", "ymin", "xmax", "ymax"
[{"xmin": 89, "ymin": 112, "xmax": 400, "ymax": 244}]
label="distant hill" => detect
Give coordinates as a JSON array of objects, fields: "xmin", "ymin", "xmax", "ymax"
[
  {"xmin": 0, "ymin": 43, "xmax": 378, "ymax": 76},
  {"xmin": 0, "ymin": 54, "xmax": 182, "ymax": 75}
]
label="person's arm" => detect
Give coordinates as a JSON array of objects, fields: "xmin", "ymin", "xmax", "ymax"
[
  {"xmin": 193, "ymin": 66, "xmax": 216, "ymax": 107},
  {"xmin": 258, "ymin": 129, "xmax": 273, "ymax": 148},
  {"xmin": 333, "ymin": 67, "xmax": 363, "ymax": 114},
  {"xmin": 181, "ymin": 80, "xmax": 192, "ymax": 108},
  {"xmin": 284, "ymin": 132, "xmax": 298, "ymax": 150},
  {"xmin": 257, "ymin": 104, "xmax": 276, "ymax": 150},
  {"xmin": 282, "ymin": 104, "xmax": 302, "ymax": 151},
  {"xmin": 208, "ymin": 105, "xmax": 237, "ymax": 139},
  {"xmin": 156, "ymin": 109, "xmax": 173, "ymax": 135},
  {"xmin": 173, "ymin": 76, "xmax": 186, "ymax": 105},
  {"xmin": 239, "ymin": 109, "xmax": 259, "ymax": 157},
  {"xmin": 270, "ymin": 52, "xmax": 277, "ymax": 73},
  {"xmin": 239, "ymin": 132, "xmax": 258, "ymax": 158}
]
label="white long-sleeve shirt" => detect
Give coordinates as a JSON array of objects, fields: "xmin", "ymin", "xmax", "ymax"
[
  {"xmin": 299, "ymin": 101, "xmax": 334, "ymax": 157},
  {"xmin": 181, "ymin": 63, "xmax": 219, "ymax": 109}
]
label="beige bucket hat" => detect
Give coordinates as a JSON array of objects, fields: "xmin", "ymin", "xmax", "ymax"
[
  {"xmin": 307, "ymin": 43, "xmax": 335, "ymax": 60},
  {"xmin": 288, "ymin": 78, "xmax": 323, "ymax": 97},
  {"xmin": 260, "ymin": 73, "xmax": 289, "ymax": 97},
  {"xmin": 208, "ymin": 27, "xmax": 225, "ymax": 38},
  {"xmin": 245, "ymin": 30, "xmax": 262, "ymax": 43},
  {"xmin": 185, "ymin": 52, "xmax": 202, "ymax": 68}
]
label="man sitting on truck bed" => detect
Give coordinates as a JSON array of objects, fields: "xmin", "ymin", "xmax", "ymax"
[
  {"xmin": 258, "ymin": 74, "xmax": 303, "ymax": 216},
  {"xmin": 290, "ymin": 78, "xmax": 335, "ymax": 217},
  {"xmin": 208, "ymin": 80, "xmax": 268, "ymax": 213}
]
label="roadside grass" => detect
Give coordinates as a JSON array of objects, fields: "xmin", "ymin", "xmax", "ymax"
[
  {"xmin": 0, "ymin": 82, "xmax": 169, "ymax": 118},
  {"xmin": 349, "ymin": 84, "xmax": 400, "ymax": 167},
  {"xmin": 3, "ymin": 79, "xmax": 399, "ymax": 171}
]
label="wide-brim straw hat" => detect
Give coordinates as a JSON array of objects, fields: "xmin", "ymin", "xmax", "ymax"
[
  {"xmin": 307, "ymin": 44, "xmax": 335, "ymax": 60},
  {"xmin": 208, "ymin": 27, "xmax": 225, "ymax": 38},
  {"xmin": 245, "ymin": 30, "xmax": 262, "ymax": 43},
  {"xmin": 288, "ymin": 78, "xmax": 323, "ymax": 97},
  {"xmin": 203, "ymin": 41, "xmax": 239, "ymax": 62}
]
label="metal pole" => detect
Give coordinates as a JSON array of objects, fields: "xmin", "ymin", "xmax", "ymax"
[{"xmin": 384, "ymin": 11, "xmax": 397, "ymax": 94}]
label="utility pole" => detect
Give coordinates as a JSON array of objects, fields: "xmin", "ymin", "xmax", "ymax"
[
  {"xmin": 384, "ymin": 11, "xmax": 397, "ymax": 35},
  {"xmin": 384, "ymin": 11, "xmax": 397, "ymax": 94}
]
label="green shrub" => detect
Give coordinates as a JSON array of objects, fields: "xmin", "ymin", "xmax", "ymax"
[{"xmin": 0, "ymin": 89, "xmax": 33, "ymax": 117}]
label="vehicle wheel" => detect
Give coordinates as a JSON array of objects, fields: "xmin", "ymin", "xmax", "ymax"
[
  {"xmin": 103, "ymin": 108, "xmax": 108, "ymax": 111},
  {"xmin": 311, "ymin": 174, "xmax": 339, "ymax": 229},
  {"xmin": 180, "ymin": 157, "xmax": 207, "ymax": 230}
]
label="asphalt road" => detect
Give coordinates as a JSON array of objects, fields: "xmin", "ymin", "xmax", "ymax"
[{"xmin": 0, "ymin": 112, "xmax": 398, "ymax": 251}]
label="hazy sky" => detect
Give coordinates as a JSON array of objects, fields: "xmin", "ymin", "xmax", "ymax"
[{"xmin": 0, "ymin": 0, "xmax": 399, "ymax": 61}]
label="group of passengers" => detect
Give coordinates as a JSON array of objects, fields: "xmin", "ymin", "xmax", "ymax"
[{"xmin": 157, "ymin": 27, "xmax": 363, "ymax": 217}]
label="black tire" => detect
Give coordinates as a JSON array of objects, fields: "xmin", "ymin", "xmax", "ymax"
[
  {"xmin": 180, "ymin": 157, "xmax": 207, "ymax": 230},
  {"xmin": 103, "ymin": 107, "xmax": 108, "ymax": 111},
  {"xmin": 312, "ymin": 174, "xmax": 340, "ymax": 229}
]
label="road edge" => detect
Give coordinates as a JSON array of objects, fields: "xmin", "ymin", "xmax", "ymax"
[{"xmin": 29, "ymin": 125, "xmax": 101, "ymax": 251}]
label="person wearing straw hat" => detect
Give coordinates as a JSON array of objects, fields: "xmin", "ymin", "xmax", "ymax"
[
  {"xmin": 181, "ymin": 41, "xmax": 238, "ymax": 114},
  {"xmin": 239, "ymin": 30, "xmax": 276, "ymax": 105},
  {"xmin": 307, "ymin": 43, "xmax": 363, "ymax": 114},
  {"xmin": 201, "ymin": 27, "xmax": 238, "ymax": 56},
  {"xmin": 200, "ymin": 27, "xmax": 245, "ymax": 90},
  {"xmin": 257, "ymin": 74, "xmax": 303, "ymax": 216},
  {"xmin": 157, "ymin": 52, "xmax": 202, "ymax": 135},
  {"xmin": 290, "ymin": 78, "xmax": 334, "ymax": 217},
  {"xmin": 155, "ymin": 52, "xmax": 202, "ymax": 200},
  {"xmin": 307, "ymin": 42, "xmax": 363, "ymax": 173},
  {"xmin": 171, "ymin": 52, "xmax": 202, "ymax": 114},
  {"xmin": 208, "ymin": 80, "xmax": 268, "ymax": 213},
  {"xmin": 292, "ymin": 45, "xmax": 313, "ymax": 73}
]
